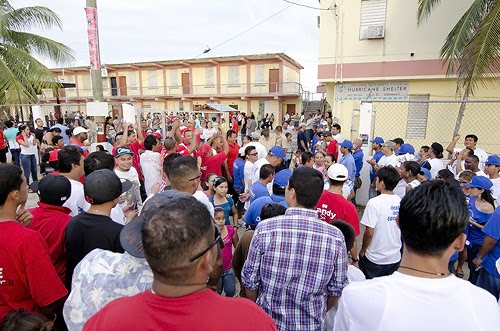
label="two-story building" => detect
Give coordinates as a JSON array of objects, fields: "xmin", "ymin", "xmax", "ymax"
[
  {"xmin": 40, "ymin": 53, "xmax": 303, "ymax": 122},
  {"xmin": 317, "ymin": 0, "xmax": 500, "ymax": 151}
]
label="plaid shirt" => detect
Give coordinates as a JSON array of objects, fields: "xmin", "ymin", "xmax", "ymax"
[{"xmin": 242, "ymin": 207, "xmax": 348, "ymax": 331}]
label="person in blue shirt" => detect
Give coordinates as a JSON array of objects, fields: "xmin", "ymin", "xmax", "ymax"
[
  {"xmin": 474, "ymin": 206, "xmax": 500, "ymax": 300},
  {"xmin": 232, "ymin": 152, "xmax": 246, "ymax": 215},
  {"xmin": 51, "ymin": 118, "xmax": 70, "ymax": 145},
  {"xmin": 245, "ymin": 169, "xmax": 291, "ymax": 228},
  {"xmin": 250, "ymin": 164, "xmax": 274, "ymax": 204},
  {"xmin": 339, "ymin": 140, "xmax": 356, "ymax": 197},
  {"xmin": 367, "ymin": 137, "xmax": 384, "ymax": 199}
]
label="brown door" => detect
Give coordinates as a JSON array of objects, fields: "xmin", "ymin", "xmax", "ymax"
[
  {"xmin": 286, "ymin": 104, "xmax": 296, "ymax": 115},
  {"xmin": 112, "ymin": 104, "xmax": 123, "ymax": 119},
  {"xmin": 118, "ymin": 76, "xmax": 127, "ymax": 96},
  {"xmin": 182, "ymin": 73, "xmax": 190, "ymax": 94},
  {"xmin": 269, "ymin": 69, "xmax": 279, "ymax": 93}
]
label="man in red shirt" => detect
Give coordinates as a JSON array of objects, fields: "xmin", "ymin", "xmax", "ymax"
[
  {"xmin": 0, "ymin": 164, "xmax": 67, "ymax": 321},
  {"xmin": 199, "ymin": 129, "xmax": 230, "ymax": 183},
  {"xmin": 225, "ymin": 129, "xmax": 240, "ymax": 182},
  {"xmin": 28, "ymin": 175, "xmax": 72, "ymax": 282},
  {"xmin": 84, "ymin": 192, "xmax": 276, "ymax": 331},
  {"xmin": 70, "ymin": 127, "xmax": 90, "ymax": 157},
  {"xmin": 324, "ymin": 131, "xmax": 339, "ymax": 161},
  {"xmin": 177, "ymin": 128, "xmax": 200, "ymax": 157},
  {"xmin": 316, "ymin": 163, "xmax": 360, "ymax": 263}
]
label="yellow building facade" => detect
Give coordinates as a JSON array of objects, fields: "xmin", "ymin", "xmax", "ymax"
[
  {"xmin": 317, "ymin": 0, "xmax": 500, "ymax": 152},
  {"xmin": 41, "ymin": 53, "xmax": 303, "ymax": 122}
]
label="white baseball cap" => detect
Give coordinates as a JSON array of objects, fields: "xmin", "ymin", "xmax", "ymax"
[
  {"xmin": 327, "ymin": 164, "xmax": 348, "ymax": 181},
  {"xmin": 73, "ymin": 127, "xmax": 89, "ymax": 136}
]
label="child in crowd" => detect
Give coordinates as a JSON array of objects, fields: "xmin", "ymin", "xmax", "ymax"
[
  {"xmin": 0, "ymin": 309, "xmax": 54, "ymax": 331},
  {"xmin": 209, "ymin": 177, "xmax": 238, "ymax": 227},
  {"xmin": 114, "ymin": 146, "xmax": 142, "ymax": 209},
  {"xmin": 204, "ymin": 173, "xmax": 217, "ymax": 197},
  {"xmin": 214, "ymin": 207, "xmax": 239, "ymax": 297},
  {"xmin": 324, "ymin": 153, "xmax": 335, "ymax": 169},
  {"xmin": 291, "ymin": 150, "xmax": 302, "ymax": 169},
  {"xmin": 313, "ymin": 151, "xmax": 327, "ymax": 179}
]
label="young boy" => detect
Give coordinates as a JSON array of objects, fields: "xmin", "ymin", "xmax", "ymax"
[
  {"xmin": 359, "ymin": 166, "xmax": 402, "ymax": 279},
  {"xmin": 114, "ymin": 146, "xmax": 142, "ymax": 209},
  {"xmin": 0, "ymin": 164, "xmax": 67, "ymax": 321}
]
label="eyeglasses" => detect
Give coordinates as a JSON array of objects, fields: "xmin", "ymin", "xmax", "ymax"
[
  {"xmin": 189, "ymin": 224, "xmax": 224, "ymax": 262},
  {"xmin": 188, "ymin": 173, "xmax": 202, "ymax": 181},
  {"xmin": 247, "ymin": 152, "xmax": 258, "ymax": 156}
]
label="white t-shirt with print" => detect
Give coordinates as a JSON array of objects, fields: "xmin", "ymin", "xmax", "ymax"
[
  {"xmin": 333, "ymin": 272, "xmax": 500, "ymax": 331},
  {"xmin": 115, "ymin": 167, "xmax": 142, "ymax": 208},
  {"xmin": 361, "ymin": 193, "xmax": 402, "ymax": 265},
  {"xmin": 63, "ymin": 178, "xmax": 91, "ymax": 216},
  {"xmin": 378, "ymin": 154, "xmax": 400, "ymax": 168}
]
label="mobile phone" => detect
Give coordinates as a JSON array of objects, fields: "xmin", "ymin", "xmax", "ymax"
[{"xmin": 131, "ymin": 201, "xmax": 138, "ymax": 211}]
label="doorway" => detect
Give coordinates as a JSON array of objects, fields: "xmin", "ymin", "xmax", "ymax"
[
  {"xmin": 269, "ymin": 69, "xmax": 279, "ymax": 93},
  {"xmin": 182, "ymin": 73, "xmax": 190, "ymax": 94}
]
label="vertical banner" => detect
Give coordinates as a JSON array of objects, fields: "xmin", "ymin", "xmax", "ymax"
[
  {"xmin": 85, "ymin": 7, "xmax": 100, "ymax": 70},
  {"xmin": 31, "ymin": 105, "xmax": 46, "ymax": 127},
  {"xmin": 359, "ymin": 102, "xmax": 373, "ymax": 144}
]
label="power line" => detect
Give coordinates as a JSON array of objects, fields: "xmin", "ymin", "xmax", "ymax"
[{"xmin": 282, "ymin": 0, "xmax": 336, "ymax": 11}]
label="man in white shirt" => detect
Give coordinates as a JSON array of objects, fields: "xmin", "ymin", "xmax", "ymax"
[
  {"xmin": 359, "ymin": 166, "xmax": 402, "ymax": 279},
  {"xmin": 446, "ymin": 133, "xmax": 489, "ymax": 170},
  {"xmin": 140, "ymin": 135, "xmax": 162, "ymax": 196},
  {"xmin": 59, "ymin": 145, "xmax": 90, "ymax": 216},
  {"xmin": 251, "ymin": 146, "xmax": 286, "ymax": 195},
  {"xmin": 484, "ymin": 155, "xmax": 500, "ymax": 207},
  {"xmin": 421, "ymin": 142, "xmax": 445, "ymax": 178},
  {"xmin": 334, "ymin": 180, "xmax": 500, "ymax": 331},
  {"xmin": 368, "ymin": 141, "xmax": 399, "ymax": 172},
  {"xmin": 331, "ymin": 123, "xmax": 344, "ymax": 143}
]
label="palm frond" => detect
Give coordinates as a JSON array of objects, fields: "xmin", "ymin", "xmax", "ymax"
[
  {"xmin": 3, "ymin": 6, "xmax": 63, "ymax": 32},
  {"xmin": 417, "ymin": 0, "xmax": 443, "ymax": 25},
  {"xmin": 458, "ymin": 0, "xmax": 500, "ymax": 93}
]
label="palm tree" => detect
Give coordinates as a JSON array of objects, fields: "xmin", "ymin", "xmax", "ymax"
[
  {"xmin": 417, "ymin": 0, "xmax": 500, "ymax": 134},
  {"xmin": 0, "ymin": 0, "xmax": 74, "ymax": 105}
]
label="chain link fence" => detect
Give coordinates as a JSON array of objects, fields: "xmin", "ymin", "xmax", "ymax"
[{"xmin": 369, "ymin": 100, "xmax": 500, "ymax": 155}]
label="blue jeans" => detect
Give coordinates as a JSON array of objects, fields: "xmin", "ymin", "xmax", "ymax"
[
  {"xmin": 217, "ymin": 267, "xmax": 236, "ymax": 297},
  {"xmin": 476, "ymin": 269, "xmax": 500, "ymax": 300},
  {"xmin": 466, "ymin": 244, "xmax": 481, "ymax": 285},
  {"xmin": 10, "ymin": 148, "xmax": 20, "ymax": 166},
  {"xmin": 20, "ymin": 154, "xmax": 38, "ymax": 184}
]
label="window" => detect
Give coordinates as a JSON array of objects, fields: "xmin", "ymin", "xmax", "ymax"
[
  {"xmin": 360, "ymin": 0, "xmax": 386, "ymax": 40},
  {"xmin": 110, "ymin": 77, "xmax": 117, "ymax": 96},
  {"xmin": 179, "ymin": 101, "xmax": 184, "ymax": 111},
  {"xmin": 129, "ymin": 71, "xmax": 137, "ymax": 90},
  {"xmin": 228, "ymin": 66, "xmax": 240, "ymax": 85},
  {"xmin": 147, "ymin": 70, "xmax": 157, "ymax": 89},
  {"xmin": 406, "ymin": 95, "xmax": 430, "ymax": 139},
  {"xmin": 170, "ymin": 69, "xmax": 178, "ymax": 87},
  {"xmin": 259, "ymin": 101, "xmax": 265, "ymax": 112},
  {"xmin": 205, "ymin": 67, "xmax": 214, "ymax": 86},
  {"xmin": 255, "ymin": 64, "xmax": 265, "ymax": 84}
]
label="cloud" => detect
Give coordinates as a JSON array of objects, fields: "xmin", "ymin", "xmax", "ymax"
[{"xmin": 13, "ymin": 0, "xmax": 320, "ymax": 90}]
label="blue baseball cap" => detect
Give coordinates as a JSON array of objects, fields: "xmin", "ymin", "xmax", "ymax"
[
  {"xmin": 273, "ymin": 169, "xmax": 292, "ymax": 188},
  {"xmin": 340, "ymin": 140, "xmax": 353, "ymax": 150},
  {"xmin": 370, "ymin": 137, "xmax": 384, "ymax": 144},
  {"xmin": 464, "ymin": 176, "xmax": 493, "ymax": 190},
  {"xmin": 419, "ymin": 168, "xmax": 432, "ymax": 180},
  {"xmin": 397, "ymin": 144, "xmax": 415, "ymax": 155},
  {"xmin": 269, "ymin": 146, "xmax": 287, "ymax": 161},
  {"xmin": 485, "ymin": 155, "xmax": 500, "ymax": 167}
]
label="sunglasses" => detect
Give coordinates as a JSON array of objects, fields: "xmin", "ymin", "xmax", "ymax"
[
  {"xmin": 247, "ymin": 152, "xmax": 258, "ymax": 156},
  {"xmin": 188, "ymin": 224, "xmax": 224, "ymax": 262},
  {"xmin": 188, "ymin": 173, "xmax": 202, "ymax": 181}
]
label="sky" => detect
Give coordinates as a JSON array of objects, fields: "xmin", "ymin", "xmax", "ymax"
[{"xmin": 14, "ymin": 0, "xmax": 321, "ymax": 92}]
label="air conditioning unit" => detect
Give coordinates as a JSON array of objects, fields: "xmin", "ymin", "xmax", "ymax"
[{"xmin": 367, "ymin": 25, "xmax": 385, "ymax": 39}]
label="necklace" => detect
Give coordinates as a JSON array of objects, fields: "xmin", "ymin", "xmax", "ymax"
[{"xmin": 399, "ymin": 265, "xmax": 451, "ymax": 277}]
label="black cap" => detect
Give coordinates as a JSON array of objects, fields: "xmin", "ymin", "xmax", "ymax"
[
  {"xmin": 31, "ymin": 175, "xmax": 71, "ymax": 206},
  {"xmin": 431, "ymin": 142, "xmax": 444, "ymax": 155},
  {"xmin": 115, "ymin": 146, "xmax": 134, "ymax": 158},
  {"xmin": 120, "ymin": 190, "xmax": 191, "ymax": 258},
  {"xmin": 84, "ymin": 169, "xmax": 133, "ymax": 205}
]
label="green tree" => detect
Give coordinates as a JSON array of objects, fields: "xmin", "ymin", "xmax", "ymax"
[
  {"xmin": 418, "ymin": 0, "xmax": 499, "ymax": 94},
  {"xmin": 0, "ymin": 0, "xmax": 74, "ymax": 104}
]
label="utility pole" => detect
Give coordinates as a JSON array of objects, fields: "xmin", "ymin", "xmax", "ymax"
[{"xmin": 85, "ymin": 0, "xmax": 103, "ymax": 101}]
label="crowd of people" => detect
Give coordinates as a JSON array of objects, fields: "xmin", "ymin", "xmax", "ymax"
[{"xmin": 0, "ymin": 109, "xmax": 499, "ymax": 331}]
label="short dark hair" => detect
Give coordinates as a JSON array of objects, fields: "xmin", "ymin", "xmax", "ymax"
[
  {"xmin": 465, "ymin": 134, "xmax": 478, "ymax": 142},
  {"xmin": 375, "ymin": 166, "xmax": 400, "ymax": 191},
  {"xmin": 0, "ymin": 308, "xmax": 54, "ymax": 331},
  {"xmin": 301, "ymin": 151, "xmax": 314, "ymax": 165},
  {"xmin": 57, "ymin": 118, "xmax": 64, "ymax": 125},
  {"xmin": 58, "ymin": 145, "xmax": 83, "ymax": 173},
  {"xmin": 168, "ymin": 156, "xmax": 198, "ymax": 188},
  {"xmin": 127, "ymin": 130, "xmax": 135, "ymax": 137},
  {"xmin": 399, "ymin": 181, "xmax": 468, "ymax": 257},
  {"xmin": 467, "ymin": 155, "xmax": 479, "ymax": 164},
  {"xmin": 401, "ymin": 161, "xmax": 420, "ymax": 176},
  {"xmin": 163, "ymin": 153, "xmax": 182, "ymax": 179},
  {"xmin": 84, "ymin": 151, "xmax": 115, "ymax": 176},
  {"xmin": 259, "ymin": 164, "xmax": 275, "ymax": 180},
  {"xmin": 0, "ymin": 164, "xmax": 24, "ymax": 206},
  {"xmin": 285, "ymin": 132, "xmax": 292, "ymax": 138},
  {"xmin": 464, "ymin": 147, "xmax": 474, "ymax": 157},
  {"xmin": 50, "ymin": 127, "xmax": 62, "ymax": 134},
  {"xmin": 51, "ymin": 135, "xmax": 63, "ymax": 146},
  {"xmin": 332, "ymin": 123, "xmax": 341, "ymax": 131},
  {"xmin": 144, "ymin": 135, "xmax": 159, "ymax": 151},
  {"xmin": 331, "ymin": 220, "xmax": 355, "ymax": 251},
  {"xmin": 227, "ymin": 130, "xmax": 236, "ymax": 138},
  {"xmin": 288, "ymin": 167, "xmax": 324, "ymax": 209},
  {"xmin": 420, "ymin": 145, "xmax": 430, "ymax": 153},
  {"xmin": 392, "ymin": 138, "xmax": 404, "ymax": 145},
  {"xmin": 141, "ymin": 194, "xmax": 213, "ymax": 283},
  {"xmin": 5, "ymin": 120, "xmax": 13, "ymax": 128},
  {"xmin": 245, "ymin": 145, "xmax": 256, "ymax": 156},
  {"xmin": 260, "ymin": 203, "xmax": 287, "ymax": 221}
]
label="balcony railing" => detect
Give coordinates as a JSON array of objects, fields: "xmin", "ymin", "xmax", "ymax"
[{"xmin": 40, "ymin": 82, "xmax": 302, "ymax": 100}]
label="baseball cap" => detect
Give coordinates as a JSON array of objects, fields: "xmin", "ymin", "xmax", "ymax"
[
  {"xmin": 485, "ymin": 155, "xmax": 500, "ymax": 167},
  {"xmin": 464, "ymin": 176, "xmax": 493, "ymax": 190},
  {"xmin": 431, "ymin": 142, "xmax": 444, "ymax": 155},
  {"xmin": 84, "ymin": 169, "xmax": 133, "ymax": 204},
  {"xmin": 120, "ymin": 190, "xmax": 191, "ymax": 258},
  {"xmin": 340, "ymin": 140, "xmax": 353, "ymax": 150},
  {"xmin": 251, "ymin": 131, "xmax": 261, "ymax": 140},
  {"xmin": 269, "ymin": 146, "xmax": 287, "ymax": 160},
  {"xmin": 419, "ymin": 168, "xmax": 432, "ymax": 180},
  {"xmin": 273, "ymin": 169, "xmax": 292, "ymax": 188},
  {"xmin": 152, "ymin": 132, "xmax": 162, "ymax": 140},
  {"xmin": 382, "ymin": 141, "xmax": 396, "ymax": 149},
  {"xmin": 73, "ymin": 127, "xmax": 89, "ymax": 136},
  {"xmin": 327, "ymin": 163, "xmax": 349, "ymax": 181},
  {"xmin": 397, "ymin": 144, "xmax": 415, "ymax": 155},
  {"xmin": 370, "ymin": 137, "xmax": 384, "ymax": 144},
  {"xmin": 31, "ymin": 175, "xmax": 71, "ymax": 206},
  {"xmin": 115, "ymin": 146, "xmax": 135, "ymax": 158}
]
